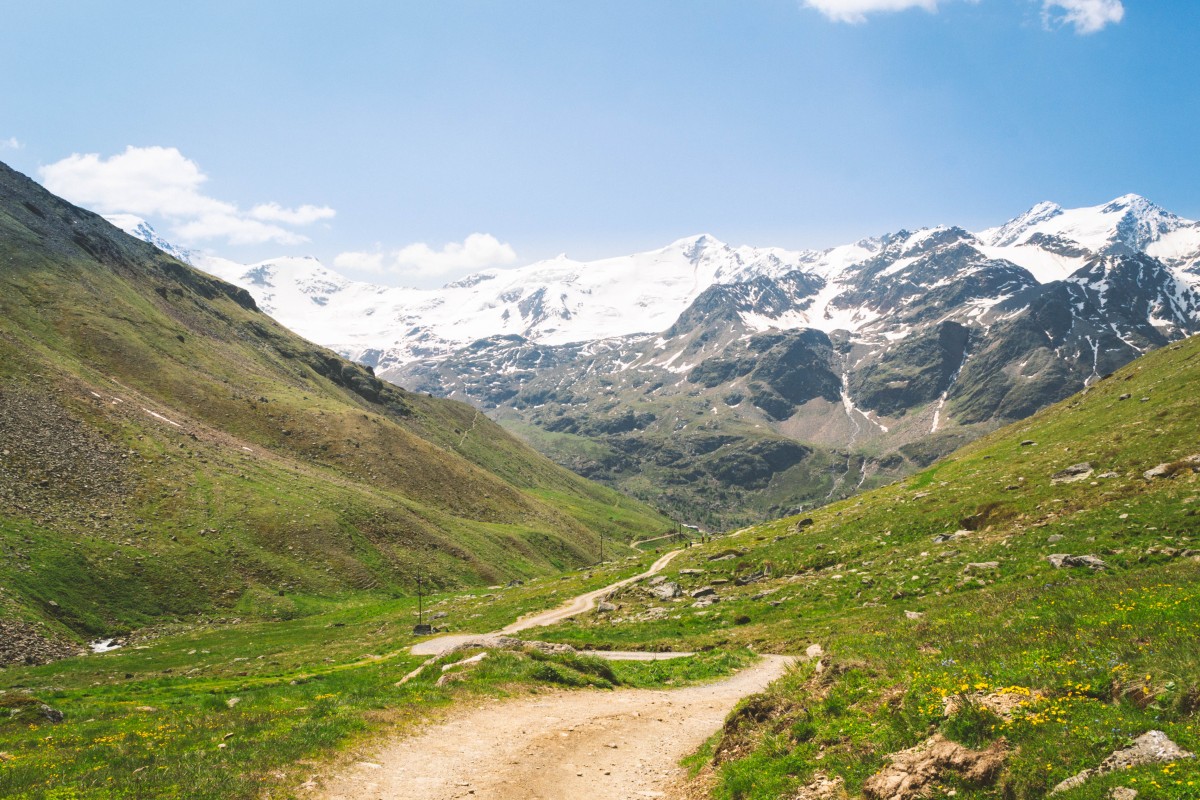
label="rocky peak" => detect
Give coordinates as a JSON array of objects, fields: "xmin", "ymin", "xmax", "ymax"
[
  {"xmin": 1104, "ymin": 195, "xmax": 1185, "ymax": 254},
  {"xmin": 981, "ymin": 201, "xmax": 1065, "ymax": 247}
]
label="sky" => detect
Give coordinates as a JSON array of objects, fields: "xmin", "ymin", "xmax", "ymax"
[{"xmin": 2, "ymin": 1, "xmax": 1197, "ymax": 287}]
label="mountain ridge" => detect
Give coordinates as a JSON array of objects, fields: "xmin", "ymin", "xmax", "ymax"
[{"xmin": 115, "ymin": 193, "xmax": 1198, "ymax": 370}]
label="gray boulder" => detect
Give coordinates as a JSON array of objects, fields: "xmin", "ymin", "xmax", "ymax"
[
  {"xmin": 1051, "ymin": 462, "xmax": 1094, "ymax": 484},
  {"xmin": 1047, "ymin": 553, "xmax": 1107, "ymax": 570},
  {"xmin": 649, "ymin": 581, "xmax": 681, "ymax": 601},
  {"xmin": 1143, "ymin": 454, "xmax": 1200, "ymax": 480}
]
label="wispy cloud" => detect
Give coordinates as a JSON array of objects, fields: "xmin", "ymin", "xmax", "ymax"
[
  {"xmin": 803, "ymin": 0, "xmax": 1124, "ymax": 33},
  {"xmin": 1042, "ymin": 0, "xmax": 1124, "ymax": 34},
  {"xmin": 335, "ymin": 233, "xmax": 518, "ymax": 280},
  {"xmin": 801, "ymin": 0, "xmax": 951, "ymax": 24},
  {"xmin": 39, "ymin": 146, "xmax": 335, "ymax": 247},
  {"xmin": 1, "ymin": 137, "xmax": 22, "ymax": 150},
  {"xmin": 249, "ymin": 202, "xmax": 336, "ymax": 226}
]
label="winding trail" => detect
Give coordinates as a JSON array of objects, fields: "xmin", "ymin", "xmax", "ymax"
[
  {"xmin": 314, "ymin": 548, "xmax": 797, "ymax": 799},
  {"xmin": 456, "ymin": 409, "xmax": 482, "ymax": 449},
  {"xmin": 412, "ymin": 549, "xmax": 686, "ymax": 657},
  {"xmin": 317, "ymin": 655, "xmax": 793, "ymax": 800}
]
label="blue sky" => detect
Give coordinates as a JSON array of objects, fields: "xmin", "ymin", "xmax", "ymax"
[{"xmin": 2, "ymin": 1, "xmax": 1197, "ymax": 286}]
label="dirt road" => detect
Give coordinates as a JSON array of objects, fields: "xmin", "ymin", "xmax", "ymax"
[
  {"xmin": 316, "ymin": 654, "xmax": 793, "ymax": 800},
  {"xmin": 412, "ymin": 549, "xmax": 686, "ymax": 658}
]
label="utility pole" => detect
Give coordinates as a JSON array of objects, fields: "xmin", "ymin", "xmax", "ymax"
[
  {"xmin": 417, "ymin": 569, "xmax": 424, "ymax": 627},
  {"xmin": 598, "ymin": 531, "xmax": 604, "ymax": 564},
  {"xmin": 413, "ymin": 567, "xmax": 431, "ymax": 635}
]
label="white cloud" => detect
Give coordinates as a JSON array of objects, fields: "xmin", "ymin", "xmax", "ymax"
[
  {"xmin": 802, "ymin": 0, "xmax": 946, "ymax": 23},
  {"xmin": 38, "ymin": 146, "xmax": 335, "ymax": 247},
  {"xmin": 249, "ymin": 202, "xmax": 336, "ymax": 225},
  {"xmin": 1042, "ymin": 0, "xmax": 1124, "ymax": 34},
  {"xmin": 335, "ymin": 233, "xmax": 518, "ymax": 279},
  {"xmin": 174, "ymin": 214, "xmax": 308, "ymax": 247},
  {"xmin": 1, "ymin": 137, "xmax": 22, "ymax": 150}
]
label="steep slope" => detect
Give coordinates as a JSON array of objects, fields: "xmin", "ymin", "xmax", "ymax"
[{"xmin": 0, "ymin": 161, "xmax": 671, "ymax": 655}]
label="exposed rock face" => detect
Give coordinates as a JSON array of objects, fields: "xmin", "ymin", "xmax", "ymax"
[
  {"xmin": 0, "ymin": 387, "xmax": 135, "ymax": 520},
  {"xmin": 862, "ymin": 734, "xmax": 1007, "ymax": 800},
  {"xmin": 1050, "ymin": 731, "xmax": 1195, "ymax": 794}
]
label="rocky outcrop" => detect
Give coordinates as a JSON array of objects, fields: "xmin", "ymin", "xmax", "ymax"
[
  {"xmin": 863, "ymin": 734, "xmax": 1007, "ymax": 800},
  {"xmin": 1051, "ymin": 462, "xmax": 1094, "ymax": 484},
  {"xmin": 1047, "ymin": 553, "xmax": 1108, "ymax": 570},
  {"xmin": 0, "ymin": 694, "xmax": 66, "ymax": 725},
  {"xmin": 1143, "ymin": 454, "xmax": 1200, "ymax": 480},
  {"xmin": 1050, "ymin": 731, "xmax": 1194, "ymax": 794}
]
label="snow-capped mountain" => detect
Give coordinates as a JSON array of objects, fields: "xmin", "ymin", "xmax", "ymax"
[
  {"xmin": 978, "ymin": 194, "xmax": 1198, "ymax": 256},
  {"xmin": 198, "ymin": 234, "xmax": 875, "ymax": 368},
  {"xmin": 113, "ymin": 194, "xmax": 1199, "ymax": 379},
  {"xmin": 115, "ymin": 195, "xmax": 1200, "ymax": 527},
  {"xmin": 105, "ymin": 214, "xmax": 197, "ymax": 265}
]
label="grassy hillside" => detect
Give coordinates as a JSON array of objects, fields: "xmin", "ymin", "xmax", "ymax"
[
  {"xmin": 0, "ymin": 161, "xmax": 671, "ymax": 650},
  {"xmin": 529, "ymin": 330, "xmax": 1200, "ymax": 798}
]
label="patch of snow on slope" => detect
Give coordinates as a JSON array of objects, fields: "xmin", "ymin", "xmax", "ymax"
[{"xmin": 976, "ymin": 245, "xmax": 1086, "ymax": 284}]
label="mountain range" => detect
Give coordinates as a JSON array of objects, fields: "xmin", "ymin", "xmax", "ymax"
[{"xmin": 115, "ymin": 196, "xmax": 1200, "ymax": 527}]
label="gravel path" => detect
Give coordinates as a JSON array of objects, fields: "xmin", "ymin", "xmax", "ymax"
[
  {"xmin": 411, "ymin": 549, "xmax": 686, "ymax": 658},
  {"xmin": 314, "ymin": 547, "xmax": 793, "ymax": 799},
  {"xmin": 316, "ymin": 655, "xmax": 793, "ymax": 800}
]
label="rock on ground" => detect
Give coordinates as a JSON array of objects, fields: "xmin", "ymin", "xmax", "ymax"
[
  {"xmin": 649, "ymin": 581, "xmax": 682, "ymax": 600},
  {"xmin": 1047, "ymin": 553, "xmax": 1107, "ymax": 570},
  {"xmin": 862, "ymin": 734, "xmax": 1007, "ymax": 800},
  {"xmin": 792, "ymin": 772, "xmax": 847, "ymax": 799},
  {"xmin": 943, "ymin": 688, "xmax": 1042, "ymax": 719},
  {"xmin": 0, "ymin": 619, "xmax": 81, "ymax": 666},
  {"xmin": 1143, "ymin": 454, "xmax": 1200, "ymax": 480},
  {"xmin": 1052, "ymin": 462, "xmax": 1094, "ymax": 484},
  {"xmin": 1050, "ymin": 730, "xmax": 1194, "ymax": 794}
]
